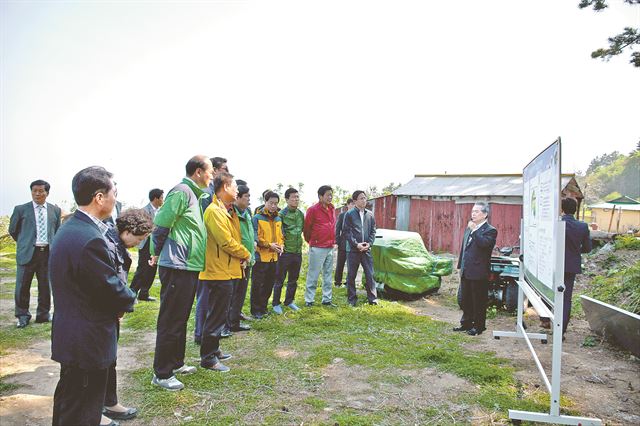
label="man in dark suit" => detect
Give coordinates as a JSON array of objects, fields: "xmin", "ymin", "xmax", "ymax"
[
  {"xmin": 559, "ymin": 197, "xmax": 592, "ymax": 334},
  {"xmin": 49, "ymin": 166, "xmax": 136, "ymax": 426},
  {"xmin": 454, "ymin": 201, "xmax": 498, "ymax": 336},
  {"xmin": 9, "ymin": 179, "xmax": 62, "ymax": 328},
  {"xmin": 334, "ymin": 198, "xmax": 354, "ymax": 287},
  {"xmin": 129, "ymin": 188, "xmax": 164, "ymax": 301},
  {"xmin": 343, "ymin": 190, "xmax": 378, "ymax": 306}
]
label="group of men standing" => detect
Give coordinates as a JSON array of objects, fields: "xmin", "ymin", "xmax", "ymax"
[
  {"xmin": 8, "ymin": 155, "xmax": 592, "ymax": 425},
  {"xmin": 148, "ymin": 155, "xmax": 381, "ymax": 392}
]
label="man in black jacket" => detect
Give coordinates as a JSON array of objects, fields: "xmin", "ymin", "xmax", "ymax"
[
  {"xmin": 454, "ymin": 202, "xmax": 498, "ymax": 336},
  {"xmin": 49, "ymin": 166, "xmax": 136, "ymax": 426},
  {"xmin": 334, "ymin": 198, "xmax": 354, "ymax": 287},
  {"xmin": 343, "ymin": 191, "xmax": 378, "ymax": 306}
]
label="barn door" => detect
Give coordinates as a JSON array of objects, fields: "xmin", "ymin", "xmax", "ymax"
[{"xmin": 396, "ymin": 197, "xmax": 410, "ymax": 231}]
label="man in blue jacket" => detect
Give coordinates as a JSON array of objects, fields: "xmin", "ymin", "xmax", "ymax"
[
  {"xmin": 343, "ymin": 190, "xmax": 378, "ymax": 306},
  {"xmin": 559, "ymin": 198, "xmax": 592, "ymax": 334},
  {"xmin": 49, "ymin": 166, "xmax": 136, "ymax": 426}
]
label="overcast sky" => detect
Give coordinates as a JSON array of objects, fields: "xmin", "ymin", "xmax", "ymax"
[{"xmin": 1, "ymin": 0, "xmax": 638, "ymax": 215}]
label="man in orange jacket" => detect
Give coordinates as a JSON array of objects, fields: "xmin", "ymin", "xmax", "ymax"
[{"xmin": 250, "ymin": 191, "xmax": 284, "ymax": 318}]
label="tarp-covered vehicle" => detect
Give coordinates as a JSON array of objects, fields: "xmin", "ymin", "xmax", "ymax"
[{"xmin": 372, "ymin": 229, "xmax": 453, "ymax": 300}]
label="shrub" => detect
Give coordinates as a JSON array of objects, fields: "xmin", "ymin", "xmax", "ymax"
[{"xmin": 614, "ymin": 234, "xmax": 640, "ymax": 250}]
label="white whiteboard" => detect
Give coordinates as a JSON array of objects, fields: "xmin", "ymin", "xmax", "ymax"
[{"xmin": 522, "ymin": 140, "xmax": 561, "ymax": 304}]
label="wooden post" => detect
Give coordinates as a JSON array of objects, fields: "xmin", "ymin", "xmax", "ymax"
[{"xmin": 607, "ymin": 205, "xmax": 615, "ymax": 233}]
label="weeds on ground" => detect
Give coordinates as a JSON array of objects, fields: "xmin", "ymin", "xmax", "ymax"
[
  {"xmin": 584, "ymin": 261, "xmax": 640, "ymax": 314},
  {"xmin": 614, "ymin": 234, "xmax": 640, "ymax": 250}
]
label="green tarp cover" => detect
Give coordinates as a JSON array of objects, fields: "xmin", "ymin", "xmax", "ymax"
[{"xmin": 372, "ymin": 229, "xmax": 453, "ymax": 294}]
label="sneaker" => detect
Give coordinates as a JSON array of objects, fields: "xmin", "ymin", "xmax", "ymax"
[
  {"xmin": 287, "ymin": 303, "xmax": 300, "ymax": 312},
  {"xmin": 220, "ymin": 328, "xmax": 233, "ymax": 338},
  {"xmin": 272, "ymin": 304, "xmax": 284, "ymax": 315},
  {"xmin": 305, "ymin": 302, "xmax": 314, "ymax": 307},
  {"xmin": 322, "ymin": 301, "xmax": 337, "ymax": 307},
  {"xmin": 172, "ymin": 365, "xmax": 197, "ymax": 375},
  {"xmin": 215, "ymin": 351, "xmax": 233, "ymax": 361},
  {"xmin": 151, "ymin": 375, "xmax": 184, "ymax": 391},
  {"xmin": 201, "ymin": 362, "xmax": 230, "ymax": 373}
]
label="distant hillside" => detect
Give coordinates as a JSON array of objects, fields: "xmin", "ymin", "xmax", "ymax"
[{"xmin": 577, "ymin": 146, "xmax": 640, "ymax": 205}]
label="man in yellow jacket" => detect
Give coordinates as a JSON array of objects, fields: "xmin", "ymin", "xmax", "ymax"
[
  {"xmin": 199, "ymin": 172, "xmax": 250, "ymax": 373},
  {"xmin": 250, "ymin": 191, "xmax": 284, "ymax": 319}
]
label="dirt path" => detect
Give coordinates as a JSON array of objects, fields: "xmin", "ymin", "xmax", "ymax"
[{"xmin": 0, "ymin": 327, "xmax": 153, "ymax": 426}]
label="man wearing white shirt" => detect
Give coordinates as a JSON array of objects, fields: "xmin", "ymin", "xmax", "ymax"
[
  {"xmin": 130, "ymin": 188, "xmax": 164, "ymax": 301},
  {"xmin": 9, "ymin": 180, "xmax": 62, "ymax": 328}
]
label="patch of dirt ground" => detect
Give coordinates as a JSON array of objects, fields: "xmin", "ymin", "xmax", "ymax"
[{"xmin": 406, "ymin": 270, "xmax": 640, "ymax": 425}]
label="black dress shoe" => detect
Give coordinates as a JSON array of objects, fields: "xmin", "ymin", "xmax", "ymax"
[
  {"xmin": 467, "ymin": 327, "xmax": 485, "ymax": 336},
  {"xmin": 453, "ymin": 326, "xmax": 471, "ymax": 332},
  {"xmin": 103, "ymin": 407, "xmax": 138, "ymax": 420},
  {"xmin": 231, "ymin": 324, "xmax": 251, "ymax": 332},
  {"xmin": 138, "ymin": 296, "xmax": 156, "ymax": 302},
  {"xmin": 220, "ymin": 329, "xmax": 233, "ymax": 338},
  {"xmin": 35, "ymin": 314, "xmax": 51, "ymax": 323},
  {"xmin": 16, "ymin": 317, "xmax": 29, "ymax": 328}
]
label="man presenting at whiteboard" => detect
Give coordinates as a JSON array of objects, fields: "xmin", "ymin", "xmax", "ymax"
[
  {"xmin": 559, "ymin": 198, "xmax": 592, "ymax": 335},
  {"xmin": 454, "ymin": 202, "xmax": 498, "ymax": 336}
]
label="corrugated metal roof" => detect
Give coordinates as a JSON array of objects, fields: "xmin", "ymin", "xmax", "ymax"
[
  {"xmin": 393, "ymin": 174, "xmax": 576, "ymax": 197},
  {"xmin": 590, "ymin": 203, "xmax": 640, "ymax": 211}
]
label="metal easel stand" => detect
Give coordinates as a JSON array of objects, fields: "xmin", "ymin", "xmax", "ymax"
[{"xmin": 492, "ymin": 222, "xmax": 602, "ymax": 425}]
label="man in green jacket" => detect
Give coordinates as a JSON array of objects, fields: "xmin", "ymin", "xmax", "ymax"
[
  {"xmin": 226, "ymin": 182, "xmax": 255, "ymax": 332},
  {"xmin": 272, "ymin": 187, "xmax": 305, "ymax": 314},
  {"xmin": 150, "ymin": 155, "xmax": 213, "ymax": 391}
]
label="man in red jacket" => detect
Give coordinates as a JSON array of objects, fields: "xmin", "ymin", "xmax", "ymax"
[{"xmin": 303, "ymin": 185, "xmax": 337, "ymax": 307}]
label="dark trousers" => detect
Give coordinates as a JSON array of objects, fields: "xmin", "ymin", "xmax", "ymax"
[
  {"xmin": 15, "ymin": 246, "xmax": 50, "ymax": 320},
  {"xmin": 200, "ymin": 279, "xmax": 234, "ymax": 367},
  {"xmin": 52, "ymin": 364, "xmax": 108, "ymax": 426},
  {"xmin": 562, "ymin": 272, "xmax": 576, "ymax": 334},
  {"xmin": 250, "ymin": 262, "xmax": 277, "ymax": 316},
  {"xmin": 334, "ymin": 247, "xmax": 347, "ymax": 285},
  {"xmin": 346, "ymin": 250, "xmax": 377, "ymax": 304},
  {"xmin": 129, "ymin": 240, "xmax": 157, "ymax": 299},
  {"xmin": 153, "ymin": 267, "xmax": 198, "ymax": 379},
  {"xmin": 272, "ymin": 252, "xmax": 302, "ymax": 306},
  {"xmin": 459, "ymin": 276, "xmax": 489, "ymax": 330},
  {"xmin": 194, "ymin": 280, "xmax": 207, "ymax": 341},
  {"xmin": 228, "ymin": 270, "xmax": 250, "ymax": 329},
  {"xmin": 104, "ymin": 362, "xmax": 118, "ymax": 407}
]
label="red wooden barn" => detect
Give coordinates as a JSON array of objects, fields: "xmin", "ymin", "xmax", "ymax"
[{"xmin": 368, "ymin": 174, "xmax": 583, "ymax": 255}]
